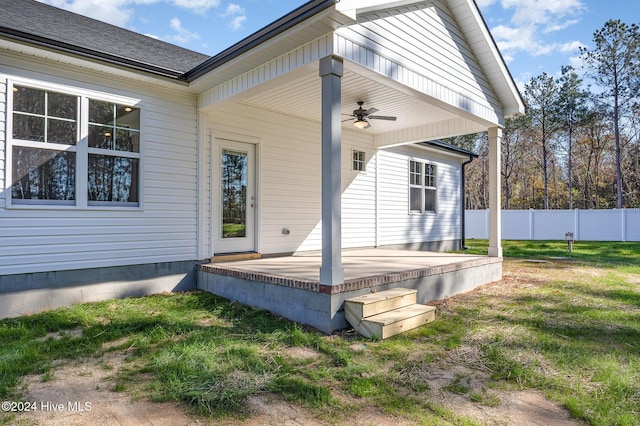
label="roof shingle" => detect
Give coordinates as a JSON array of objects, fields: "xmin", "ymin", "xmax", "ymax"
[{"xmin": 0, "ymin": 0, "xmax": 210, "ymax": 78}]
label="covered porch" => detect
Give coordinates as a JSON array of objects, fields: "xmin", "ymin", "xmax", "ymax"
[
  {"xmin": 191, "ymin": 0, "xmax": 524, "ymax": 333},
  {"xmin": 198, "ymin": 248, "xmax": 502, "ymax": 334}
]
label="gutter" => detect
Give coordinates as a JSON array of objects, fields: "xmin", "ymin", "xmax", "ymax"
[
  {"xmin": 0, "ymin": 26, "xmax": 186, "ymax": 80},
  {"xmin": 461, "ymin": 156, "xmax": 475, "ymax": 250},
  {"xmin": 418, "ymin": 139, "xmax": 478, "ymax": 250},
  {"xmin": 183, "ymin": 0, "xmax": 335, "ymax": 82}
]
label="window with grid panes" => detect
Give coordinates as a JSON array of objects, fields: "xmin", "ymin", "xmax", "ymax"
[
  {"xmin": 409, "ymin": 160, "xmax": 437, "ymax": 213},
  {"xmin": 352, "ymin": 150, "xmax": 366, "ymax": 171},
  {"xmin": 10, "ymin": 83, "xmax": 140, "ymax": 207}
]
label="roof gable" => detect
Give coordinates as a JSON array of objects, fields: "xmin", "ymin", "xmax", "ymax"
[{"xmin": 337, "ymin": 0, "xmax": 523, "ymax": 117}]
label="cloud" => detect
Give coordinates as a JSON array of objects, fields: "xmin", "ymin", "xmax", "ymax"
[
  {"xmin": 224, "ymin": 3, "xmax": 244, "ymax": 16},
  {"xmin": 475, "ymin": 0, "xmax": 498, "ymax": 8},
  {"xmin": 544, "ymin": 19, "xmax": 580, "ymax": 34},
  {"xmin": 171, "ymin": 0, "xmax": 220, "ymax": 14},
  {"xmin": 229, "ymin": 15, "xmax": 247, "ymax": 31},
  {"xmin": 164, "ymin": 17, "xmax": 201, "ymax": 44},
  {"xmin": 559, "ymin": 40, "xmax": 585, "ymax": 54},
  {"xmin": 568, "ymin": 55, "xmax": 585, "ymax": 70},
  {"xmin": 501, "ymin": 0, "xmax": 584, "ymax": 27},
  {"xmin": 488, "ymin": 0, "xmax": 586, "ymax": 62},
  {"xmin": 37, "ymin": 0, "xmax": 138, "ymax": 27},
  {"xmin": 36, "ymin": 0, "xmax": 221, "ymax": 28},
  {"xmin": 221, "ymin": 3, "xmax": 247, "ymax": 31}
]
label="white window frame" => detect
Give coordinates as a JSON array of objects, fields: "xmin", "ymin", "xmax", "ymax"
[
  {"xmin": 409, "ymin": 159, "xmax": 437, "ymax": 214},
  {"xmin": 6, "ymin": 78, "xmax": 143, "ymax": 210},
  {"xmin": 352, "ymin": 149, "xmax": 366, "ymax": 172}
]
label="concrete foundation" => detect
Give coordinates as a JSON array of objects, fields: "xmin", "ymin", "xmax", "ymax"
[
  {"xmin": 0, "ymin": 261, "xmax": 198, "ymax": 319},
  {"xmin": 197, "ymin": 250, "xmax": 502, "ymax": 334}
]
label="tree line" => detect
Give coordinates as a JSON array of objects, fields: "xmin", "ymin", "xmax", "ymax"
[{"xmin": 449, "ymin": 19, "xmax": 640, "ymax": 210}]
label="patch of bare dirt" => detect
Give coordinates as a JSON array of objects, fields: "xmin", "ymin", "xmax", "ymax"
[
  {"xmin": 423, "ymin": 363, "xmax": 580, "ymax": 426},
  {"xmin": 282, "ymin": 346, "xmax": 320, "ymax": 360},
  {"xmin": 15, "ymin": 351, "xmax": 200, "ymax": 426},
  {"xmin": 13, "ymin": 347, "xmax": 581, "ymax": 426},
  {"xmin": 36, "ymin": 327, "xmax": 84, "ymax": 342},
  {"xmin": 14, "ymin": 350, "xmax": 409, "ymax": 426},
  {"xmin": 11, "ymin": 259, "xmax": 593, "ymax": 425}
]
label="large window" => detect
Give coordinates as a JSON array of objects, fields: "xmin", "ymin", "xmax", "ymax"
[
  {"xmin": 9, "ymin": 83, "xmax": 140, "ymax": 207},
  {"xmin": 409, "ymin": 160, "xmax": 437, "ymax": 213}
]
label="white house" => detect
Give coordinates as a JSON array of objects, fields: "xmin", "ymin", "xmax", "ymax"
[{"xmin": 0, "ymin": 0, "xmax": 524, "ymax": 331}]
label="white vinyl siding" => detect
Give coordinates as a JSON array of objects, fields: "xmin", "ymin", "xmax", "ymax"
[
  {"xmin": 206, "ymin": 104, "xmax": 377, "ymax": 254},
  {"xmin": 377, "ymin": 146, "xmax": 461, "ymax": 246},
  {"xmin": 207, "ymin": 105, "xmax": 462, "ymax": 254},
  {"xmin": 0, "ymin": 80, "xmax": 5, "ymax": 203},
  {"xmin": 0, "ymin": 56, "xmax": 199, "ymax": 276},
  {"xmin": 342, "ymin": 140, "xmax": 376, "ymax": 249},
  {"xmin": 336, "ymin": 0, "xmax": 502, "ymax": 122}
]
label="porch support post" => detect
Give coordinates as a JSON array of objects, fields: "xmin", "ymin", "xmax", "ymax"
[
  {"xmin": 319, "ymin": 55, "xmax": 344, "ymax": 285},
  {"xmin": 488, "ymin": 126, "xmax": 502, "ymax": 257}
]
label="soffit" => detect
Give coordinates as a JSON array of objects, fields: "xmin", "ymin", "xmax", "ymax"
[{"xmin": 239, "ymin": 65, "xmax": 455, "ymax": 135}]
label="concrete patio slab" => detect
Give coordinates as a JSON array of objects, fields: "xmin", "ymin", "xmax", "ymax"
[
  {"xmin": 210, "ymin": 249, "xmax": 486, "ymax": 281},
  {"xmin": 197, "ymin": 249, "xmax": 502, "ymax": 334}
]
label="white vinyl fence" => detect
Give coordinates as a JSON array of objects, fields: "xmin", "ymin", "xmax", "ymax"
[{"xmin": 466, "ymin": 209, "xmax": 640, "ymax": 242}]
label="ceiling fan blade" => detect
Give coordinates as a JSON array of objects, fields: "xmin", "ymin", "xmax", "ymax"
[
  {"xmin": 369, "ymin": 115, "xmax": 397, "ymax": 121},
  {"xmin": 342, "ymin": 118, "xmax": 355, "ymax": 122},
  {"xmin": 364, "ymin": 107, "xmax": 378, "ymax": 115}
]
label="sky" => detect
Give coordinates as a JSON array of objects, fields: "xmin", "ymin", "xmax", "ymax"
[{"xmin": 36, "ymin": 0, "xmax": 640, "ymax": 90}]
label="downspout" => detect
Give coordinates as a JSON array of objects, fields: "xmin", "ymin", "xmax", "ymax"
[{"xmin": 461, "ymin": 156, "xmax": 475, "ymax": 250}]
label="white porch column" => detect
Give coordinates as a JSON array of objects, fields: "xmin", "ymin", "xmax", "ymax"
[
  {"xmin": 319, "ymin": 55, "xmax": 345, "ymax": 285},
  {"xmin": 488, "ymin": 127, "xmax": 502, "ymax": 257}
]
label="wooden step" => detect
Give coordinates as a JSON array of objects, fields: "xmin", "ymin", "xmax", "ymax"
[
  {"xmin": 210, "ymin": 252, "xmax": 261, "ymax": 263},
  {"xmin": 344, "ymin": 288, "xmax": 417, "ymax": 321},
  {"xmin": 357, "ymin": 304, "xmax": 436, "ymax": 339}
]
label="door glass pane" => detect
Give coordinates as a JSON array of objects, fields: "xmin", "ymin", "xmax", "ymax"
[{"xmin": 222, "ymin": 149, "xmax": 247, "ymax": 238}]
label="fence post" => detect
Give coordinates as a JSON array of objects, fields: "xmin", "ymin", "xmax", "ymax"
[
  {"xmin": 529, "ymin": 208, "xmax": 534, "ymax": 240},
  {"xmin": 486, "ymin": 208, "xmax": 490, "ymax": 240},
  {"xmin": 574, "ymin": 208, "xmax": 579, "ymax": 241},
  {"xmin": 622, "ymin": 209, "xmax": 627, "ymax": 242}
]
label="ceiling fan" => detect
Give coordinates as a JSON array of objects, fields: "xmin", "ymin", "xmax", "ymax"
[{"xmin": 343, "ymin": 101, "xmax": 397, "ymax": 129}]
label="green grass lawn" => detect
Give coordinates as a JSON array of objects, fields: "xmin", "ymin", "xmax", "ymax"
[
  {"xmin": 1, "ymin": 241, "xmax": 639, "ymax": 425},
  {"xmin": 463, "ymin": 239, "xmax": 640, "ymax": 266}
]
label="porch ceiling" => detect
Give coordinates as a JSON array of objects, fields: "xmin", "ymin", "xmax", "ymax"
[{"xmin": 239, "ymin": 64, "xmax": 463, "ymax": 136}]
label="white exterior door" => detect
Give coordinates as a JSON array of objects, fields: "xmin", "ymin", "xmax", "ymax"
[{"xmin": 214, "ymin": 139, "xmax": 256, "ymax": 253}]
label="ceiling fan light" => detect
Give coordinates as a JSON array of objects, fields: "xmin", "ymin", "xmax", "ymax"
[{"xmin": 354, "ymin": 119, "xmax": 368, "ymax": 129}]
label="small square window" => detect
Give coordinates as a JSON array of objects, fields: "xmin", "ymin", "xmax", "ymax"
[{"xmin": 352, "ymin": 150, "xmax": 366, "ymax": 171}]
